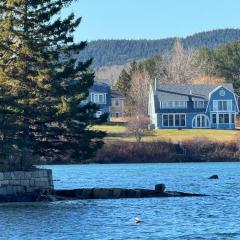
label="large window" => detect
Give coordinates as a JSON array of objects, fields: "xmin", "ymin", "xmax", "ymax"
[
  {"xmin": 193, "ymin": 101, "xmax": 205, "ymax": 108},
  {"xmin": 211, "ymin": 113, "xmax": 235, "ymax": 124},
  {"xmin": 162, "ymin": 101, "xmax": 187, "ymax": 109},
  {"xmin": 218, "ymin": 114, "xmax": 230, "ymax": 124},
  {"xmin": 212, "ymin": 114, "xmax": 216, "ymax": 124},
  {"xmin": 91, "ymin": 93, "xmax": 105, "ymax": 104},
  {"xmin": 218, "ymin": 101, "xmax": 227, "ymax": 111},
  {"xmin": 163, "ymin": 115, "xmax": 169, "ymax": 127},
  {"xmin": 114, "ymin": 100, "xmax": 120, "ymax": 106},
  {"xmin": 213, "ymin": 100, "xmax": 232, "ymax": 111},
  {"xmin": 192, "ymin": 114, "xmax": 210, "ymax": 128},
  {"xmin": 163, "ymin": 114, "xmax": 186, "ymax": 127}
]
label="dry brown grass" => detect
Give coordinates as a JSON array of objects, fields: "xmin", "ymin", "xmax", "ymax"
[{"xmin": 92, "ymin": 124, "xmax": 240, "ymax": 143}]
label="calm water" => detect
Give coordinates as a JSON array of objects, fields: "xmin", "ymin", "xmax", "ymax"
[{"xmin": 1, "ymin": 162, "xmax": 240, "ymax": 240}]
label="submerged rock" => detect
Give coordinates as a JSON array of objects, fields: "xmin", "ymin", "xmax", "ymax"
[{"xmin": 208, "ymin": 175, "xmax": 219, "ymax": 179}]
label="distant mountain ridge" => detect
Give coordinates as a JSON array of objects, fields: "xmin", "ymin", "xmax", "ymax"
[{"xmin": 78, "ymin": 29, "xmax": 240, "ymax": 69}]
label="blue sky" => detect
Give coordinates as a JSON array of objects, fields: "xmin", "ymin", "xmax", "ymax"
[{"xmin": 63, "ymin": 0, "xmax": 240, "ymax": 42}]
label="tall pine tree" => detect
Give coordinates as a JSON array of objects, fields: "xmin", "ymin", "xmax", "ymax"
[{"xmin": 0, "ymin": 0, "xmax": 105, "ymax": 170}]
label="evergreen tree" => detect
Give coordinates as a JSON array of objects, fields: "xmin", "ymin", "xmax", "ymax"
[
  {"xmin": 115, "ymin": 61, "xmax": 139, "ymax": 97},
  {"xmin": 79, "ymin": 29, "xmax": 240, "ymax": 68},
  {"xmin": 139, "ymin": 55, "xmax": 162, "ymax": 80},
  {"xmin": 197, "ymin": 41, "xmax": 240, "ymax": 91},
  {"xmin": 115, "ymin": 69, "xmax": 131, "ymax": 97},
  {"xmin": 0, "ymin": 0, "xmax": 105, "ymax": 169},
  {"xmin": 213, "ymin": 41, "xmax": 240, "ymax": 90},
  {"xmin": 128, "ymin": 60, "xmax": 139, "ymax": 76}
]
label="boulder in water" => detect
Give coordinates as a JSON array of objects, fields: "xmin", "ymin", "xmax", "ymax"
[{"xmin": 208, "ymin": 175, "xmax": 219, "ymax": 179}]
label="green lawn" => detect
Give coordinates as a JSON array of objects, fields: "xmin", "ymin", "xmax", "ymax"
[{"xmin": 92, "ymin": 124, "xmax": 240, "ymax": 142}]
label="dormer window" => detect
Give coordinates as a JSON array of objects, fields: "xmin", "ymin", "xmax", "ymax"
[
  {"xmin": 161, "ymin": 101, "xmax": 187, "ymax": 109},
  {"xmin": 194, "ymin": 101, "xmax": 205, "ymax": 108},
  {"xmin": 213, "ymin": 100, "xmax": 232, "ymax": 111},
  {"xmin": 91, "ymin": 93, "xmax": 106, "ymax": 104}
]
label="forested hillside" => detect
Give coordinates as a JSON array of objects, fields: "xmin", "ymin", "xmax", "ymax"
[{"xmin": 79, "ymin": 29, "xmax": 240, "ymax": 68}]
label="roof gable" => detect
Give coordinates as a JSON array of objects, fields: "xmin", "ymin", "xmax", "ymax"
[
  {"xmin": 154, "ymin": 83, "xmax": 234, "ymax": 102},
  {"xmin": 111, "ymin": 90, "xmax": 124, "ymax": 99},
  {"xmin": 90, "ymin": 81, "xmax": 110, "ymax": 93}
]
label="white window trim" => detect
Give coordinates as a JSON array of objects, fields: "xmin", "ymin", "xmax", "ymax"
[
  {"xmin": 192, "ymin": 114, "xmax": 210, "ymax": 128},
  {"xmin": 161, "ymin": 101, "xmax": 187, "ymax": 109},
  {"xmin": 218, "ymin": 113, "xmax": 230, "ymax": 124},
  {"xmin": 210, "ymin": 113, "xmax": 217, "ymax": 125},
  {"xmin": 206, "ymin": 85, "xmax": 239, "ymax": 113},
  {"xmin": 211, "ymin": 112, "xmax": 236, "ymax": 128},
  {"xmin": 162, "ymin": 113, "xmax": 186, "ymax": 128},
  {"xmin": 193, "ymin": 101, "xmax": 205, "ymax": 109},
  {"xmin": 91, "ymin": 93, "xmax": 106, "ymax": 104},
  {"xmin": 212, "ymin": 100, "xmax": 233, "ymax": 112},
  {"xmin": 114, "ymin": 99, "xmax": 120, "ymax": 107}
]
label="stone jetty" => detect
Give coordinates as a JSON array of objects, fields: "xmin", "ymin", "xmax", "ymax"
[
  {"xmin": 54, "ymin": 186, "xmax": 207, "ymax": 201},
  {"xmin": 0, "ymin": 183, "xmax": 207, "ymax": 203}
]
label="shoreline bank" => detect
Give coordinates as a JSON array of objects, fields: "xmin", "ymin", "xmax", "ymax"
[{"xmin": 38, "ymin": 139, "xmax": 240, "ymax": 165}]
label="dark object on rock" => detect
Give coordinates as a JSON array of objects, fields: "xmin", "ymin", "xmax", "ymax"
[
  {"xmin": 155, "ymin": 184, "xmax": 166, "ymax": 192},
  {"xmin": 208, "ymin": 175, "xmax": 219, "ymax": 179}
]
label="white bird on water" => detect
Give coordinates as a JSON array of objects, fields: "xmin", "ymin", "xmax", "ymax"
[{"xmin": 134, "ymin": 217, "xmax": 141, "ymax": 224}]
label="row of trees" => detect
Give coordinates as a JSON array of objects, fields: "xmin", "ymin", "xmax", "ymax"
[
  {"xmin": 139, "ymin": 39, "xmax": 227, "ymax": 85},
  {"xmin": 198, "ymin": 41, "xmax": 240, "ymax": 91},
  {"xmin": 0, "ymin": 0, "xmax": 105, "ymax": 170},
  {"xmin": 115, "ymin": 62, "xmax": 151, "ymax": 141},
  {"xmin": 79, "ymin": 29, "xmax": 240, "ymax": 68}
]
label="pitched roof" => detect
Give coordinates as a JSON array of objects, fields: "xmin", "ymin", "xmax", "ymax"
[
  {"xmin": 154, "ymin": 83, "xmax": 234, "ymax": 101},
  {"xmin": 90, "ymin": 81, "xmax": 110, "ymax": 92},
  {"xmin": 111, "ymin": 90, "xmax": 124, "ymax": 99}
]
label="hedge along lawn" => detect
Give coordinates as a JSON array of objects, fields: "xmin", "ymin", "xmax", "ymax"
[{"xmin": 92, "ymin": 125, "xmax": 240, "ymax": 142}]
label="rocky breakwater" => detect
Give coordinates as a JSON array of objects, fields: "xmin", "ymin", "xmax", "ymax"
[
  {"xmin": 55, "ymin": 184, "xmax": 207, "ymax": 201},
  {"xmin": 0, "ymin": 179, "xmax": 207, "ymax": 203}
]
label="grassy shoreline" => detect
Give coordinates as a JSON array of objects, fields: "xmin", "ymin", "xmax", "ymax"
[
  {"xmin": 84, "ymin": 124, "xmax": 240, "ymax": 164},
  {"xmin": 92, "ymin": 124, "xmax": 240, "ymax": 143},
  {"xmin": 39, "ymin": 125, "xmax": 240, "ymax": 165}
]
